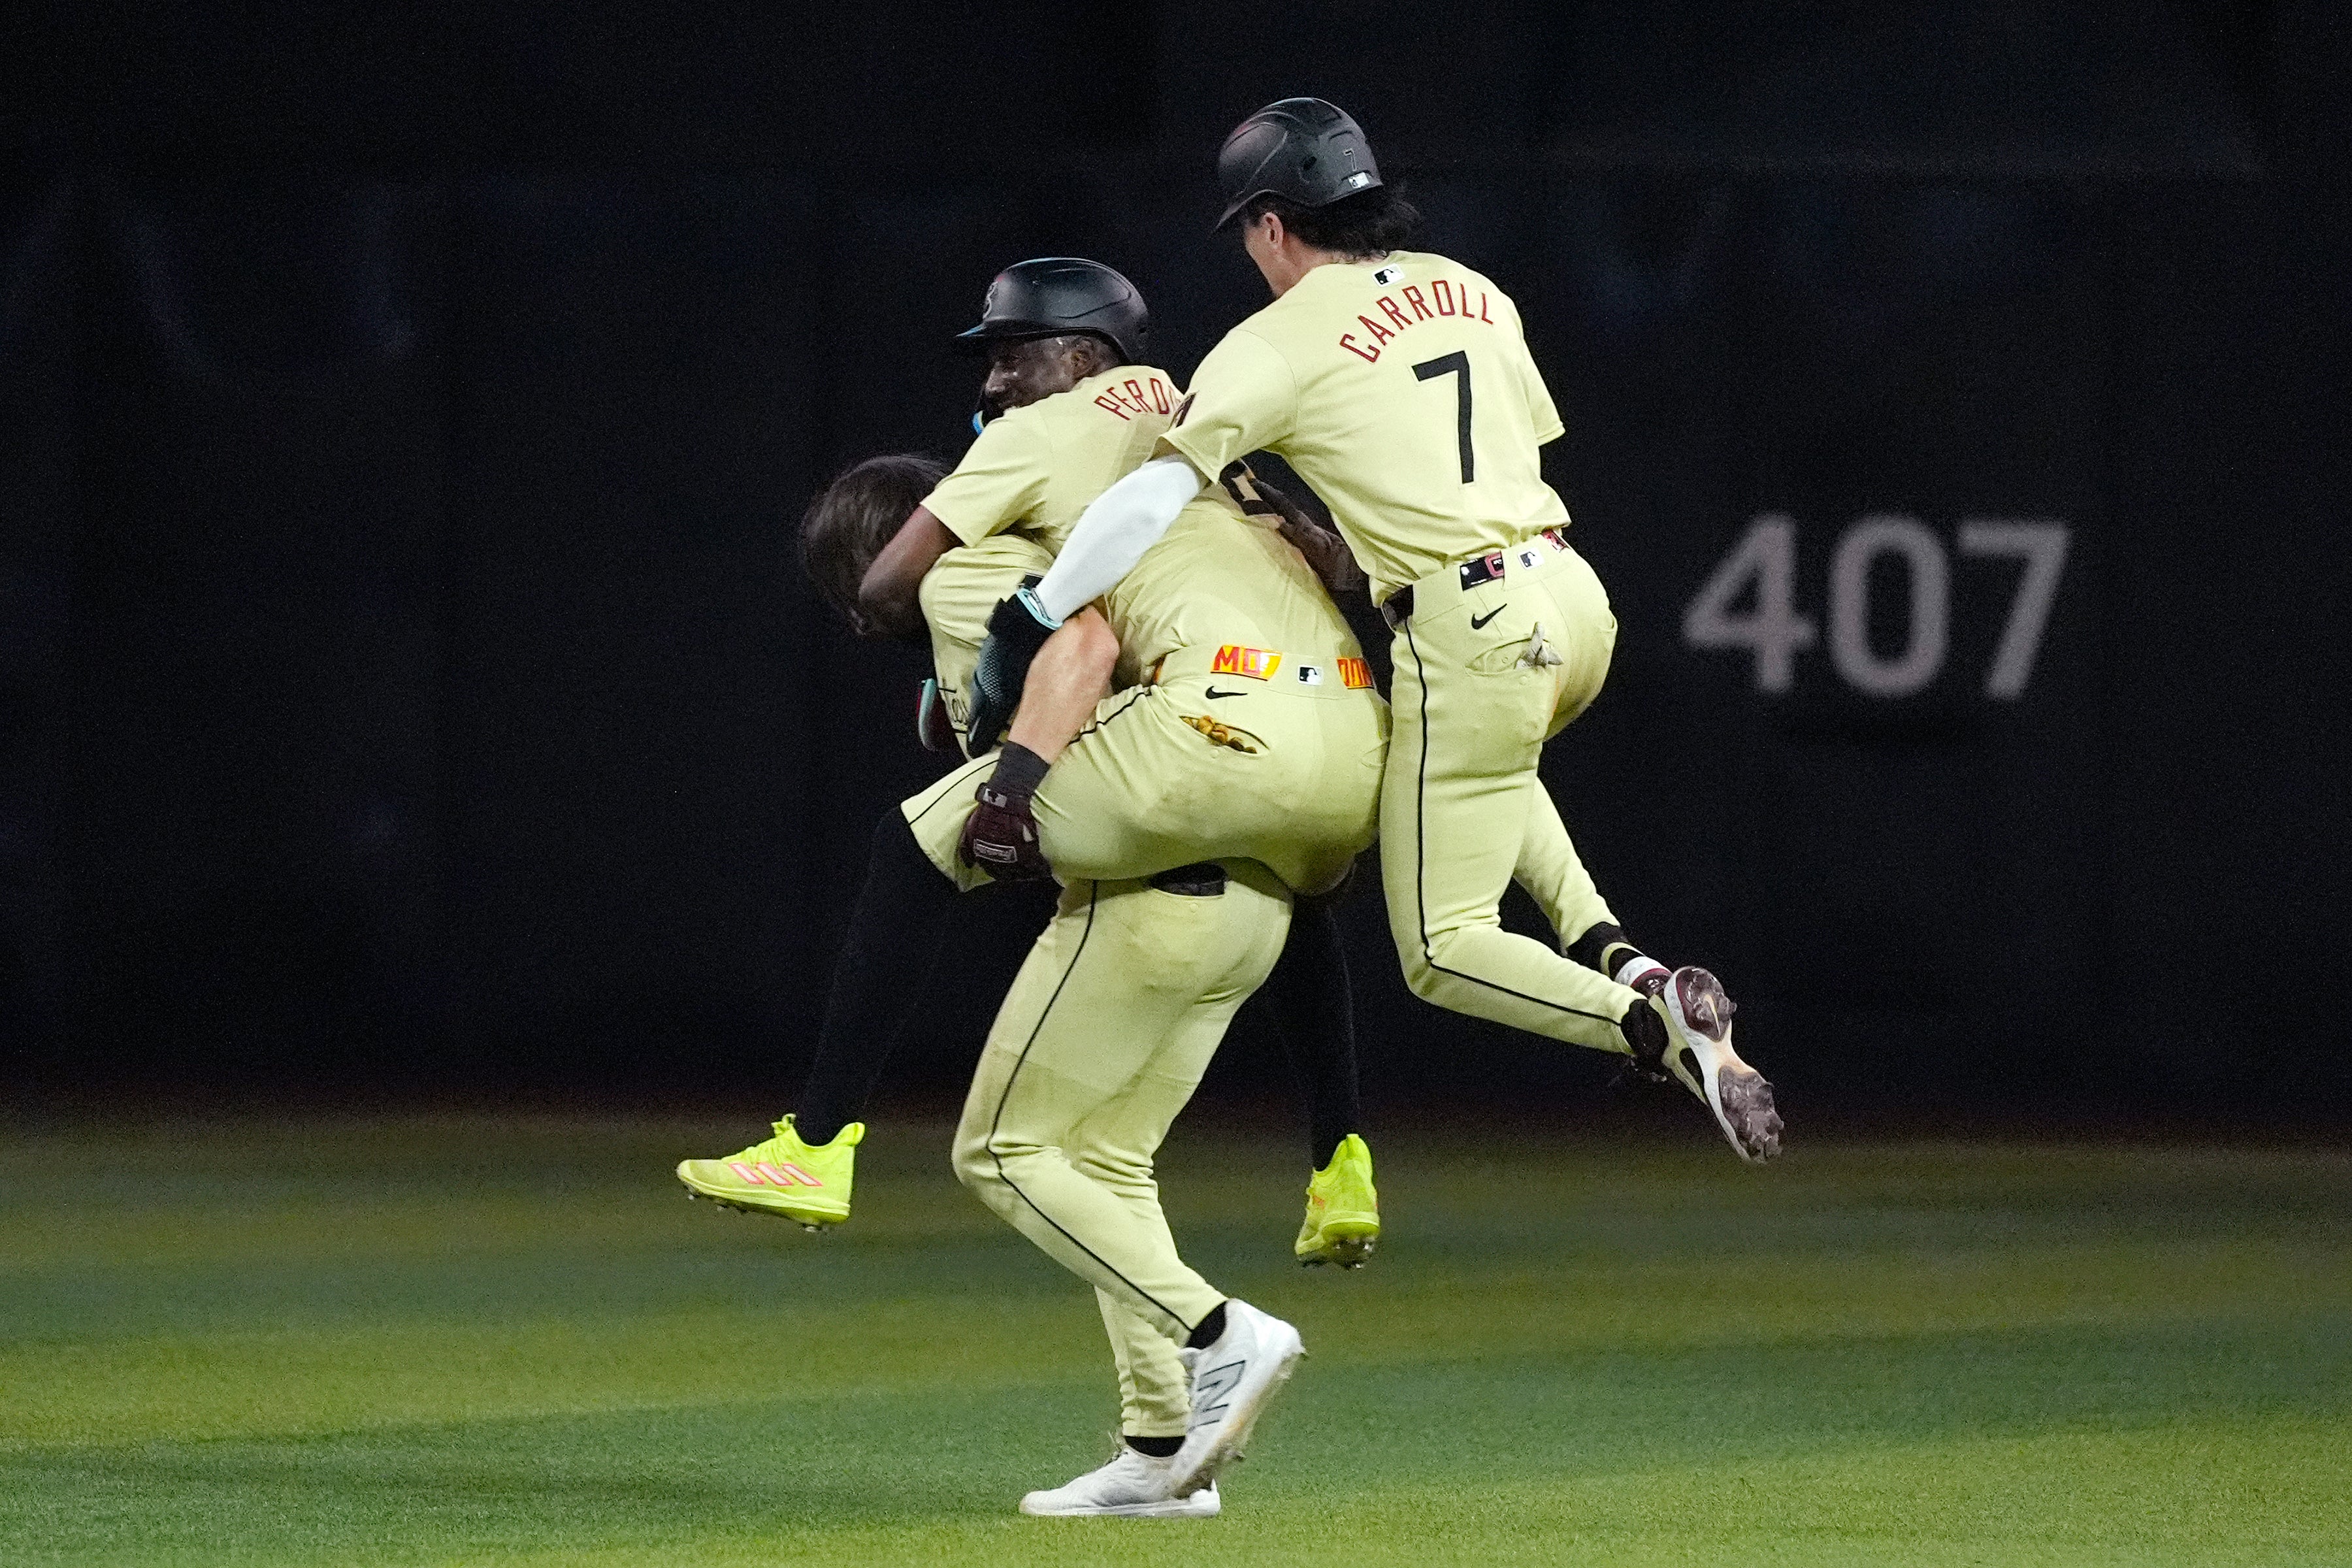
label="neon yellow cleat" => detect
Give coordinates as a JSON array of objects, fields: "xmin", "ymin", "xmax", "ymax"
[
  {"xmin": 676, "ymin": 1117, "xmax": 862, "ymax": 1229},
  {"xmin": 1294, "ymin": 1133, "xmax": 1379, "ymax": 1267}
]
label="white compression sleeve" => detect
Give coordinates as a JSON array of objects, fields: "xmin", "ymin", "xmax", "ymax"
[{"xmin": 1032, "ymin": 455, "xmax": 1204, "ymax": 622}]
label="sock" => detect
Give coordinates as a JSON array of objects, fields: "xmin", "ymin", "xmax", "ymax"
[
  {"xmin": 1621, "ymin": 998, "xmax": 1669, "ymax": 1074},
  {"xmin": 1610, "ymin": 949, "xmax": 1671, "ymax": 996},
  {"xmin": 1565, "ymin": 922, "xmax": 1668, "ymax": 994},
  {"xmin": 1186, "ymin": 1302, "xmax": 1228, "ymax": 1350},
  {"xmin": 1563, "ymin": 921, "xmax": 1625, "ymax": 972},
  {"xmin": 1263, "ymin": 902, "xmax": 1362, "ymax": 1167},
  {"xmin": 793, "ymin": 810, "xmax": 960, "ymax": 1145},
  {"xmin": 1124, "ymin": 1434, "xmax": 1183, "ymax": 1458}
]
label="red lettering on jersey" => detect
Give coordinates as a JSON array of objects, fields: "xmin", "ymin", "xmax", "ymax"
[
  {"xmin": 1151, "ymin": 377, "xmax": 1171, "ymax": 413},
  {"xmin": 1094, "ymin": 393, "xmax": 1132, "ymax": 420},
  {"xmin": 1378, "ymin": 296, "xmax": 1412, "ymax": 331},
  {"xmin": 1339, "ymin": 332, "xmax": 1380, "ymax": 363},
  {"xmin": 1478, "ymin": 291, "xmax": 1494, "ymax": 323},
  {"xmin": 1209, "ymin": 644, "xmax": 1282, "ymax": 680},
  {"xmin": 1360, "ymin": 314, "xmax": 1395, "ymax": 347},
  {"xmin": 1402, "ymin": 285, "xmax": 1433, "ymax": 320},
  {"xmin": 1124, "ymin": 378, "xmax": 1149, "ymax": 412},
  {"xmin": 1431, "ymin": 279, "xmax": 1456, "ymax": 316}
]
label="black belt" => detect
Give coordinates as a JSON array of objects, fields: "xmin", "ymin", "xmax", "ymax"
[{"xmin": 1380, "ymin": 527, "xmax": 1572, "ymax": 631}]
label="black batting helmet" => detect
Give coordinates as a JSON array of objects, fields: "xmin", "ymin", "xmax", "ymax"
[
  {"xmin": 1214, "ymin": 98, "xmax": 1382, "ymax": 231},
  {"xmin": 954, "ymin": 257, "xmax": 1148, "ymax": 365}
]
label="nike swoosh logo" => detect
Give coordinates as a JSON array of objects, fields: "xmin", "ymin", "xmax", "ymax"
[
  {"xmin": 1204, "ymin": 687, "xmax": 1250, "ymax": 700},
  {"xmin": 1471, "ymin": 605, "xmax": 1507, "ymax": 630}
]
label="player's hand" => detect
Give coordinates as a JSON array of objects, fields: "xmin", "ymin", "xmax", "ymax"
[
  {"xmin": 1240, "ymin": 472, "xmax": 1365, "ymax": 598},
  {"xmin": 965, "ymin": 581, "xmax": 1060, "ymax": 756},
  {"xmin": 956, "ymin": 743, "xmax": 1054, "ymax": 881}
]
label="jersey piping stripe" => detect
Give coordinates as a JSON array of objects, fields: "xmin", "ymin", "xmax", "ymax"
[
  {"xmin": 1399, "ymin": 620, "xmax": 1620, "ymax": 1030},
  {"xmin": 904, "ymin": 753, "xmax": 994, "ymax": 827},
  {"xmin": 904, "ymin": 685, "xmax": 1153, "ymax": 832},
  {"xmin": 1067, "ymin": 683, "xmax": 1152, "ymax": 746},
  {"xmin": 980, "ymin": 881, "xmax": 1198, "ymax": 1336}
]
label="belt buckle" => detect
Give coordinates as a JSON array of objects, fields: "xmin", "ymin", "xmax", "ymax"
[{"xmin": 1458, "ymin": 551, "xmax": 1507, "ymax": 590}]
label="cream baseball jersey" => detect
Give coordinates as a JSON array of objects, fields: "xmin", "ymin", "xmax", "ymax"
[
  {"xmin": 1158, "ymin": 251, "xmax": 1569, "ymax": 600},
  {"xmin": 919, "ymin": 498, "xmax": 1367, "ymax": 737},
  {"xmin": 920, "ymin": 363, "xmax": 1367, "ymax": 712},
  {"xmin": 920, "ymin": 364, "xmax": 1186, "ymax": 554},
  {"xmin": 919, "ymin": 532, "xmax": 1054, "ymax": 753}
]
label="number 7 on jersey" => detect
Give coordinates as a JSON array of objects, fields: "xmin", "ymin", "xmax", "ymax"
[{"xmin": 1413, "ymin": 351, "xmax": 1474, "ymax": 483}]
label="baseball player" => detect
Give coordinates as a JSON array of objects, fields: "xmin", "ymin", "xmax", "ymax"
[
  {"xmin": 682, "ymin": 260, "xmax": 1389, "ymax": 1514},
  {"xmin": 679, "ymin": 263, "xmax": 1380, "ymax": 1264},
  {"xmin": 972, "ymin": 102, "xmax": 1784, "ymax": 1162}
]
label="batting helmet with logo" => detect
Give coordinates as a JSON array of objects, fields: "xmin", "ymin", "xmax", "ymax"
[
  {"xmin": 1214, "ymin": 98, "xmax": 1383, "ymax": 231},
  {"xmin": 954, "ymin": 257, "xmax": 1148, "ymax": 365}
]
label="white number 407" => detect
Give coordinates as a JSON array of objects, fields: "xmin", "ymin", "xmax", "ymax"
[{"xmin": 1682, "ymin": 514, "xmax": 2068, "ymax": 699}]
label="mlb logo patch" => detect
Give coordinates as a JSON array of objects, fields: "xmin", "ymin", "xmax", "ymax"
[
  {"xmin": 1518, "ymin": 549, "xmax": 1540, "ymax": 570},
  {"xmin": 1296, "ymin": 665, "xmax": 1325, "ymax": 685}
]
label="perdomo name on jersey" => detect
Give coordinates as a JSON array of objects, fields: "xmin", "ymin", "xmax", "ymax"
[
  {"xmin": 1339, "ymin": 280, "xmax": 1497, "ymax": 365},
  {"xmin": 1091, "ymin": 373, "xmax": 1177, "ymax": 421}
]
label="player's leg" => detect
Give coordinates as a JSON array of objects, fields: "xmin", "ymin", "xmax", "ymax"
[
  {"xmin": 1265, "ymin": 898, "xmax": 1361, "ymax": 1168},
  {"xmin": 1262, "ymin": 896, "xmax": 1380, "ymax": 1267},
  {"xmin": 1525, "ymin": 557, "xmax": 1784, "ymax": 1160},
  {"xmin": 1511, "ymin": 781, "xmax": 1695, "ymax": 1024},
  {"xmin": 955, "ymin": 860, "xmax": 1305, "ymax": 1500},
  {"xmin": 1379, "ymin": 598, "xmax": 1641, "ymax": 1056},
  {"xmin": 952, "ymin": 866, "xmax": 1286, "ymax": 1341},
  {"xmin": 674, "ymin": 808, "xmax": 993, "ymax": 1223},
  {"xmin": 1017, "ymin": 1290, "xmax": 1219, "ymax": 1518},
  {"xmin": 1512, "ymin": 781, "xmax": 1624, "ymax": 958},
  {"xmin": 1032, "ymin": 943, "xmax": 1268, "ymax": 1514},
  {"xmin": 900, "ymin": 687, "xmax": 1192, "ymax": 892},
  {"xmin": 920, "ymin": 678, "xmax": 1387, "ymax": 1258}
]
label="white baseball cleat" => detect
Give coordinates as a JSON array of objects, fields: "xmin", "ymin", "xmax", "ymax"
[
  {"xmin": 1166, "ymin": 1299, "xmax": 1303, "ymax": 1498},
  {"xmin": 1019, "ymin": 1446, "xmax": 1221, "ymax": 1518},
  {"xmin": 1654, "ymin": 966, "xmax": 1784, "ymax": 1163}
]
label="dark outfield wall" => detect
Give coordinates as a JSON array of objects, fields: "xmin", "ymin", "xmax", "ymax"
[{"xmin": 1, "ymin": 2, "xmax": 2344, "ymax": 1117}]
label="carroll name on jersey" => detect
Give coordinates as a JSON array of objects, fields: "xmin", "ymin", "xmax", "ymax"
[{"xmin": 1339, "ymin": 277, "xmax": 1499, "ymax": 365}]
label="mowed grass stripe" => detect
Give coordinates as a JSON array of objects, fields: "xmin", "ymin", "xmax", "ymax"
[
  {"xmin": 5, "ymin": 1374, "xmax": 2344, "ymax": 1565},
  {"xmin": 1, "ymin": 1117, "xmax": 2347, "ymax": 1565}
]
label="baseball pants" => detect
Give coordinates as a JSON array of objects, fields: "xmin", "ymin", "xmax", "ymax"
[
  {"xmin": 904, "ymin": 647, "xmax": 1386, "ymax": 900},
  {"xmin": 1380, "ymin": 536, "xmax": 1644, "ymax": 1054},
  {"xmin": 952, "ymin": 860, "xmax": 1292, "ymax": 1439}
]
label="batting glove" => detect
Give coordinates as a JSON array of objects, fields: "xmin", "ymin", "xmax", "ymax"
[
  {"xmin": 958, "ymin": 742, "xmax": 1053, "ymax": 881},
  {"xmin": 964, "ymin": 580, "xmax": 1060, "ymax": 757}
]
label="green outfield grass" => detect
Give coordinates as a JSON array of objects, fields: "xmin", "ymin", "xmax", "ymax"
[{"xmin": 3, "ymin": 1113, "xmax": 2347, "ymax": 1566}]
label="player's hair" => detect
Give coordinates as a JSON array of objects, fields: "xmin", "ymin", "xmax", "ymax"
[
  {"xmin": 798, "ymin": 453, "xmax": 948, "ymax": 636},
  {"xmin": 1244, "ymin": 184, "xmax": 1422, "ymax": 258}
]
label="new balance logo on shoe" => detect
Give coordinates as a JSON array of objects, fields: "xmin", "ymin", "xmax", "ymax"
[
  {"xmin": 1188, "ymin": 1359, "xmax": 1245, "ymax": 1425},
  {"xmin": 727, "ymin": 1161, "xmax": 823, "ymax": 1187}
]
